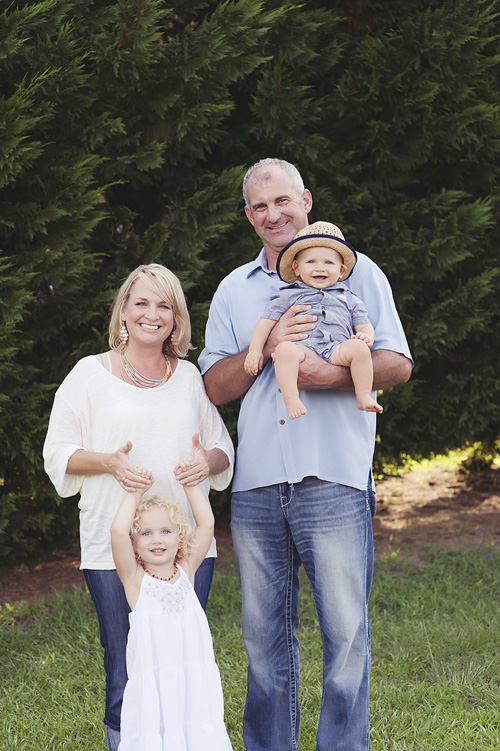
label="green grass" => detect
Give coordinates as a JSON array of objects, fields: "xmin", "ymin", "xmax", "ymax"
[
  {"xmin": 1, "ymin": 548, "xmax": 499, "ymax": 750},
  {"xmin": 377, "ymin": 443, "xmax": 500, "ymax": 478},
  {"xmin": 369, "ymin": 549, "xmax": 500, "ymax": 750}
]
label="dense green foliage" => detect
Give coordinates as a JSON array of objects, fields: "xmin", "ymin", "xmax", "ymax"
[
  {"xmin": 0, "ymin": 0, "xmax": 281, "ymax": 560},
  {"xmin": 1, "ymin": 549, "xmax": 499, "ymax": 748},
  {"xmin": 1, "ymin": 0, "xmax": 499, "ymax": 561}
]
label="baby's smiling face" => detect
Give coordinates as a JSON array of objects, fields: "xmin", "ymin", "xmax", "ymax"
[{"xmin": 292, "ymin": 246, "xmax": 346, "ymax": 289}]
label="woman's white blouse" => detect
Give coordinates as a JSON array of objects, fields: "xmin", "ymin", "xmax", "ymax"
[{"xmin": 43, "ymin": 356, "xmax": 234, "ymax": 569}]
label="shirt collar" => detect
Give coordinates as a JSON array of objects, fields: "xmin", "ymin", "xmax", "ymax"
[
  {"xmin": 246, "ymin": 248, "xmax": 277, "ymax": 279},
  {"xmin": 285, "ymin": 279, "xmax": 347, "ymax": 291}
]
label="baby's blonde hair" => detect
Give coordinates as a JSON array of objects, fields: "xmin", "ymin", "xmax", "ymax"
[{"xmin": 130, "ymin": 495, "xmax": 193, "ymax": 561}]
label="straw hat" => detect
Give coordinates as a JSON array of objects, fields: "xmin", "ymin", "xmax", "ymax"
[{"xmin": 277, "ymin": 221, "xmax": 357, "ymax": 283}]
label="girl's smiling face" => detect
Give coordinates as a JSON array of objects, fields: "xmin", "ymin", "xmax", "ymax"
[
  {"xmin": 133, "ymin": 507, "xmax": 180, "ymax": 569},
  {"xmin": 292, "ymin": 246, "xmax": 346, "ymax": 288}
]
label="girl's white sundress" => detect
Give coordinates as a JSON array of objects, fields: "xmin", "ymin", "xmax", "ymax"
[{"xmin": 118, "ymin": 565, "xmax": 233, "ymax": 751}]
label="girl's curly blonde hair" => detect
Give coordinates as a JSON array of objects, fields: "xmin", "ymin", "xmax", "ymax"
[{"xmin": 130, "ymin": 494, "xmax": 193, "ymax": 562}]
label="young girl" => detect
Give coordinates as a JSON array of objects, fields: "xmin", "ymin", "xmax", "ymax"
[{"xmin": 111, "ymin": 471, "xmax": 233, "ymax": 751}]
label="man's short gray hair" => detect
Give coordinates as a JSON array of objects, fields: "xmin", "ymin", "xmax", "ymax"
[{"xmin": 242, "ymin": 158, "xmax": 305, "ymax": 207}]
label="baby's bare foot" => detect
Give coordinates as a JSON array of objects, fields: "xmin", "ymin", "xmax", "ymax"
[
  {"xmin": 356, "ymin": 395, "xmax": 383, "ymax": 414},
  {"xmin": 285, "ymin": 397, "xmax": 307, "ymax": 420}
]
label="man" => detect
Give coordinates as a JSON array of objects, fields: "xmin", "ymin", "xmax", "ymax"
[{"xmin": 199, "ymin": 158, "xmax": 412, "ymax": 751}]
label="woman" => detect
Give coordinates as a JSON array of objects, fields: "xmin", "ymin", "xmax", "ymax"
[{"xmin": 43, "ymin": 264, "xmax": 233, "ymax": 751}]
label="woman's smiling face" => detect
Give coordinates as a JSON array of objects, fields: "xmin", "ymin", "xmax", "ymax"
[{"xmin": 121, "ymin": 278, "xmax": 175, "ymax": 347}]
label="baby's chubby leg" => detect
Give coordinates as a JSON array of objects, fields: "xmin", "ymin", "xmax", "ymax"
[
  {"xmin": 273, "ymin": 341, "xmax": 308, "ymax": 419},
  {"xmin": 331, "ymin": 339, "xmax": 383, "ymax": 413}
]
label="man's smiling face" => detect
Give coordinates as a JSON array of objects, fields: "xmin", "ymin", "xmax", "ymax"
[{"xmin": 244, "ymin": 167, "xmax": 312, "ymax": 267}]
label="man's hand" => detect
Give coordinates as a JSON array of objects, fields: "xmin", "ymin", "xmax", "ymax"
[
  {"xmin": 297, "ymin": 348, "xmax": 412, "ymax": 392},
  {"xmin": 263, "ymin": 304, "xmax": 316, "ymax": 360},
  {"xmin": 297, "ymin": 347, "xmax": 353, "ymax": 391}
]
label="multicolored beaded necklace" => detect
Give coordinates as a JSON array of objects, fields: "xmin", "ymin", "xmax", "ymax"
[
  {"xmin": 143, "ymin": 562, "xmax": 178, "ymax": 582},
  {"xmin": 120, "ymin": 352, "xmax": 172, "ymax": 388}
]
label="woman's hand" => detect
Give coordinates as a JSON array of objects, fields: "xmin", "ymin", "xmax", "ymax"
[
  {"xmin": 174, "ymin": 433, "xmax": 210, "ymax": 486},
  {"xmin": 131, "ymin": 467, "xmax": 154, "ymax": 497},
  {"xmin": 109, "ymin": 441, "xmax": 153, "ymax": 493}
]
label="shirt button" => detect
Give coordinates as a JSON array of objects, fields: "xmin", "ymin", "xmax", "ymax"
[{"xmin": 279, "ymin": 419, "xmax": 285, "ymax": 425}]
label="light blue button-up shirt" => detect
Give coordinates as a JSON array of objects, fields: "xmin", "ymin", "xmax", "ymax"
[{"xmin": 199, "ymin": 249, "xmax": 412, "ymax": 493}]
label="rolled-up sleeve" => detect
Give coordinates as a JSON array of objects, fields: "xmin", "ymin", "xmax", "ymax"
[
  {"xmin": 194, "ymin": 371, "xmax": 234, "ymax": 491},
  {"xmin": 348, "ymin": 257, "xmax": 412, "ymax": 361},
  {"xmin": 43, "ymin": 393, "xmax": 85, "ymax": 498},
  {"xmin": 198, "ymin": 287, "xmax": 237, "ymax": 376}
]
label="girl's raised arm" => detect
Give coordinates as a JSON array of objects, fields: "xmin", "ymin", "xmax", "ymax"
[
  {"xmin": 183, "ymin": 484, "xmax": 215, "ymax": 574},
  {"xmin": 111, "ymin": 491, "xmax": 142, "ymax": 585},
  {"xmin": 111, "ymin": 470, "xmax": 152, "ymax": 588}
]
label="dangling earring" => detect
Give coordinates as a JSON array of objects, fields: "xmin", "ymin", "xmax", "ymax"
[
  {"xmin": 119, "ymin": 322, "xmax": 129, "ymax": 346},
  {"xmin": 171, "ymin": 327, "xmax": 177, "ymax": 348}
]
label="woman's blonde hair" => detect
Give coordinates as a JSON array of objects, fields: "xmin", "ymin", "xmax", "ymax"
[
  {"xmin": 130, "ymin": 494, "xmax": 193, "ymax": 561},
  {"xmin": 108, "ymin": 263, "xmax": 191, "ymax": 357}
]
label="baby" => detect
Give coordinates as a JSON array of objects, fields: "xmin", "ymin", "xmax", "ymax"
[{"xmin": 244, "ymin": 221, "xmax": 383, "ymax": 419}]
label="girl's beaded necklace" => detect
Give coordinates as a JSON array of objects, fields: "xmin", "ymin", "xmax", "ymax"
[
  {"xmin": 143, "ymin": 562, "xmax": 178, "ymax": 582},
  {"xmin": 120, "ymin": 351, "xmax": 172, "ymax": 388}
]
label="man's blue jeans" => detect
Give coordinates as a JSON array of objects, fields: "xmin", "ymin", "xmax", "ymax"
[
  {"xmin": 231, "ymin": 477, "xmax": 375, "ymax": 751},
  {"xmin": 84, "ymin": 556, "xmax": 214, "ymax": 732}
]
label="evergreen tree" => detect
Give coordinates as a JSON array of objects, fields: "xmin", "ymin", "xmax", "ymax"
[
  {"xmin": 1, "ymin": 0, "xmax": 499, "ymax": 562},
  {"xmin": 0, "ymin": 0, "xmax": 281, "ymax": 562},
  {"xmin": 210, "ymin": 0, "xmax": 500, "ymax": 462}
]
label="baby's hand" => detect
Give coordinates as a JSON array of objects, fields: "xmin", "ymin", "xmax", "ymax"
[
  {"xmin": 352, "ymin": 332, "xmax": 373, "ymax": 348},
  {"xmin": 244, "ymin": 350, "xmax": 263, "ymax": 376}
]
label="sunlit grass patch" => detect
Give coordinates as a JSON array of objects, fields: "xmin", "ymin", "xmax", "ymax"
[{"xmin": 1, "ymin": 549, "xmax": 499, "ymax": 750}]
